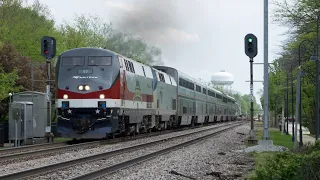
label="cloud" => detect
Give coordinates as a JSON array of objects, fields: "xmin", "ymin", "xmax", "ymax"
[
  {"xmin": 103, "ymin": 0, "xmax": 199, "ymax": 44},
  {"xmin": 104, "ymin": 0, "xmax": 134, "ymax": 11}
]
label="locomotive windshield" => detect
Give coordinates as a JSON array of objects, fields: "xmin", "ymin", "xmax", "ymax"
[
  {"xmin": 62, "ymin": 57, "xmax": 85, "ymax": 66},
  {"xmin": 88, "ymin": 56, "xmax": 112, "ymax": 66}
]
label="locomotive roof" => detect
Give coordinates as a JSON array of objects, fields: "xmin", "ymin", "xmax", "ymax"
[
  {"xmin": 60, "ymin": 48, "xmax": 235, "ymax": 101},
  {"xmin": 60, "ymin": 47, "xmax": 117, "ymax": 55}
]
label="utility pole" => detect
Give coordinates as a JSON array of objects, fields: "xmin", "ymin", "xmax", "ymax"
[
  {"xmin": 291, "ymin": 67, "xmax": 295, "ymax": 142},
  {"xmin": 263, "ymin": 0, "xmax": 270, "ymax": 139},
  {"xmin": 315, "ymin": 11, "xmax": 319, "ymax": 141},
  {"xmin": 286, "ymin": 73, "xmax": 289, "ymax": 135}
]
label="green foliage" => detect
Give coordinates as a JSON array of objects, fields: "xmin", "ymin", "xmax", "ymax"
[
  {"xmin": 266, "ymin": 0, "xmax": 320, "ymax": 135},
  {"xmin": 251, "ymin": 141, "xmax": 320, "ymax": 180},
  {"xmin": 0, "ymin": 68, "xmax": 20, "ymax": 100},
  {"xmin": 251, "ymin": 152, "xmax": 303, "ymax": 180}
]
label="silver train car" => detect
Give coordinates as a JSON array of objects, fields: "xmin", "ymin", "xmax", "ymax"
[{"xmin": 55, "ymin": 47, "xmax": 239, "ymax": 139}]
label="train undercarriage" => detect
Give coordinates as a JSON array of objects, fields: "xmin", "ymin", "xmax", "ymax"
[{"xmin": 57, "ymin": 107, "xmax": 237, "ymax": 140}]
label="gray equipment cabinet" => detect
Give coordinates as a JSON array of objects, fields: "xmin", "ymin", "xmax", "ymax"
[
  {"xmin": 10, "ymin": 91, "xmax": 48, "ymax": 146},
  {"xmin": 9, "ymin": 102, "xmax": 33, "ymax": 146}
]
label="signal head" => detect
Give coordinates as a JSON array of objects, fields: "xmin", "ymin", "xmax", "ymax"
[
  {"xmin": 41, "ymin": 36, "xmax": 56, "ymax": 59},
  {"xmin": 244, "ymin": 33, "xmax": 258, "ymax": 58}
]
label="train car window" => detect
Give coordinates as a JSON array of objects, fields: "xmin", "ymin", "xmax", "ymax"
[
  {"xmin": 88, "ymin": 56, "xmax": 112, "ymax": 66},
  {"xmin": 196, "ymin": 85, "xmax": 201, "ymax": 92},
  {"xmin": 172, "ymin": 99, "xmax": 176, "ymax": 110},
  {"xmin": 62, "ymin": 57, "xmax": 85, "ymax": 66},
  {"xmin": 216, "ymin": 94, "xmax": 222, "ymax": 99},
  {"xmin": 202, "ymin": 88, "xmax": 207, "ymax": 94}
]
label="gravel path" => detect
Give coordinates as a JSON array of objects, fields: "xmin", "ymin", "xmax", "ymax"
[
  {"xmin": 0, "ymin": 123, "xmax": 234, "ymax": 177},
  {"xmin": 97, "ymin": 123, "xmax": 254, "ymax": 180}
]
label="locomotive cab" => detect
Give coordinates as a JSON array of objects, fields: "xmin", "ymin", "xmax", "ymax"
[{"xmin": 56, "ymin": 48, "xmax": 121, "ymax": 138}]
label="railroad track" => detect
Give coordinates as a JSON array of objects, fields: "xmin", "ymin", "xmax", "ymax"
[
  {"xmin": 0, "ymin": 121, "xmax": 244, "ymax": 180},
  {"xmin": 0, "ymin": 121, "xmax": 234, "ymax": 163},
  {"xmin": 0, "ymin": 141, "xmax": 68, "ymax": 157}
]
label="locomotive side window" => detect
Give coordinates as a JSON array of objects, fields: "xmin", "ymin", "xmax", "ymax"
[
  {"xmin": 62, "ymin": 57, "xmax": 85, "ymax": 66},
  {"xmin": 88, "ymin": 56, "xmax": 112, "ymax": 66},
  {"xmin": 123, "ymin": 59, "xmax": 135, "ymax": 73},
  {"xmin": 158, "ymin": 73, "xmax": 165, "ymax": 82}
]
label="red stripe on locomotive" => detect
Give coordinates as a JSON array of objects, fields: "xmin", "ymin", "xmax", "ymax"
[{"xmin": 57, "ymin": 74, "xmax": 153, "ymax": 102}]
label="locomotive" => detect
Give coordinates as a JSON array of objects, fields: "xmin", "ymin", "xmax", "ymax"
[{"xmin": 55, "ymin": 47, "xmax": 239, "ymax": 139}]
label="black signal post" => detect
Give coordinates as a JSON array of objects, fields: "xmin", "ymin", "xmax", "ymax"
[
  {"xmin": 41, "ymin": 36, "xmax": 56, "ymax": 142},
  {"xmin": 245, "ymin": 33, "xmax": 258, "ymax": 141}
]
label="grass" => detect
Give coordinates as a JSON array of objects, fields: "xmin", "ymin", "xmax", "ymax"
[{"xmin": 256, "ymin": 128, "xmax": 294, "ymax": 150}]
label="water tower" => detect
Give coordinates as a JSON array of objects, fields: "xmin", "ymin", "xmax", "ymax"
[{"xmin": 211, "ymin": 70, "xmax": 234, "ymax": 94}]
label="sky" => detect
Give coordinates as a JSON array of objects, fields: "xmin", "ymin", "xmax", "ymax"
[{"xmin": 37, "ymin": 0, "xmax": 290, "ymax": 105}]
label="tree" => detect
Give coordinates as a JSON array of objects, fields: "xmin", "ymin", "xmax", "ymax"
[
  {"xmin": 0, "ymin": 0, "xmax": 58, "ymax": 60},
  {"xmin": 0, "ymin": 69, "xmax": 19, "ymax": 100},
  {"xmin": 0, "ymin": 43, "xmax": 47, "ymax": 121},
  {"xmin": 268, "ymin": 0, "xmax": 320, "ymax": 134}
]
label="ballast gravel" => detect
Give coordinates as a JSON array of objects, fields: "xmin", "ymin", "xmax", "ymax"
[
  {"xmin": 97, "ymin": 123, "xmax": 254, "ymax": 180},
  {"xmin": 22, "ymin": 124, "xmax": 236, "ymax": 180},
  {"xmin": 0, "ymin": 122, "xmax": 234, "ymax": 177}
]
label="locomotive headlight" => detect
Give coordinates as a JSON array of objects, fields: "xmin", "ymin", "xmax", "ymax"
[
  {"xmin": 85, "ymin": 85, "xmax": 90, "ymax": 91},
  {"xmin": 63, "ymin": 94, "xmax": 68, "ymax": 99},
  {"xmin": 99, "ymin": 94, "xmax": 105, "ymax": 99},
  {"xmin": 78, "ymin": 85, "xmax": 84, "ymax": 91}
]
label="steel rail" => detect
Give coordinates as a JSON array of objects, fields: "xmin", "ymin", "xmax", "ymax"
[
  {"xmin": 71, "ymin": 123, "xmax": 241, "ymax": 180},
  {"xmin": 0, "ymin": 121, "xmax": 243, "ymax": 180},
  {"xmin": 0, "ymin": 121, "xmax": 234, "ymax": 162}
]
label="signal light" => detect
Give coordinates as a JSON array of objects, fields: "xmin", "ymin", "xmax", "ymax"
[
  {"xmin": 244, "ymin": 34, "xmax": 258, "ymax": 58},
  {"xmin": 41, "ymin": 36, "xmax": 56, "ymax": 59}
]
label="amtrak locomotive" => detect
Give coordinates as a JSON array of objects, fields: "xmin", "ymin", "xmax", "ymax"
[{"xmin": 55, "ymin": 47, "xmax": 239, "ymax": 139}]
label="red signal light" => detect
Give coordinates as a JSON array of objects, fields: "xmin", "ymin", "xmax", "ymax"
[{"xmin": 44, "ymin": 50, "xmax": 49, "ymax": 54}]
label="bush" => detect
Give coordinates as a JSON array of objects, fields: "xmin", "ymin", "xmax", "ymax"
[
  {"xmin": 299, "ymin": 151, "xmax": 320, "ymax": 179},
  {"xmin": 251, "ymin": 142, "xmax": 320, "ymax": 180},
  {"xmin": 252, "ymin": 152, "xmax": 303, "ymax": 180}
]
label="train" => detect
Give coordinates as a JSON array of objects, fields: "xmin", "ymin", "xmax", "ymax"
[{"xmin": 55, "ymin": 47, "xmax": 240, "ymax": 139}]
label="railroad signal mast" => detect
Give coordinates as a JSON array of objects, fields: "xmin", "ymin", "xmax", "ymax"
[
  {"xmin": 41, "ymin": 36, "xmax": 56, "ymax": 142},
  {"xmin": 244, "ymin": 33, "xmax": 258, "ymax": 142}
]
